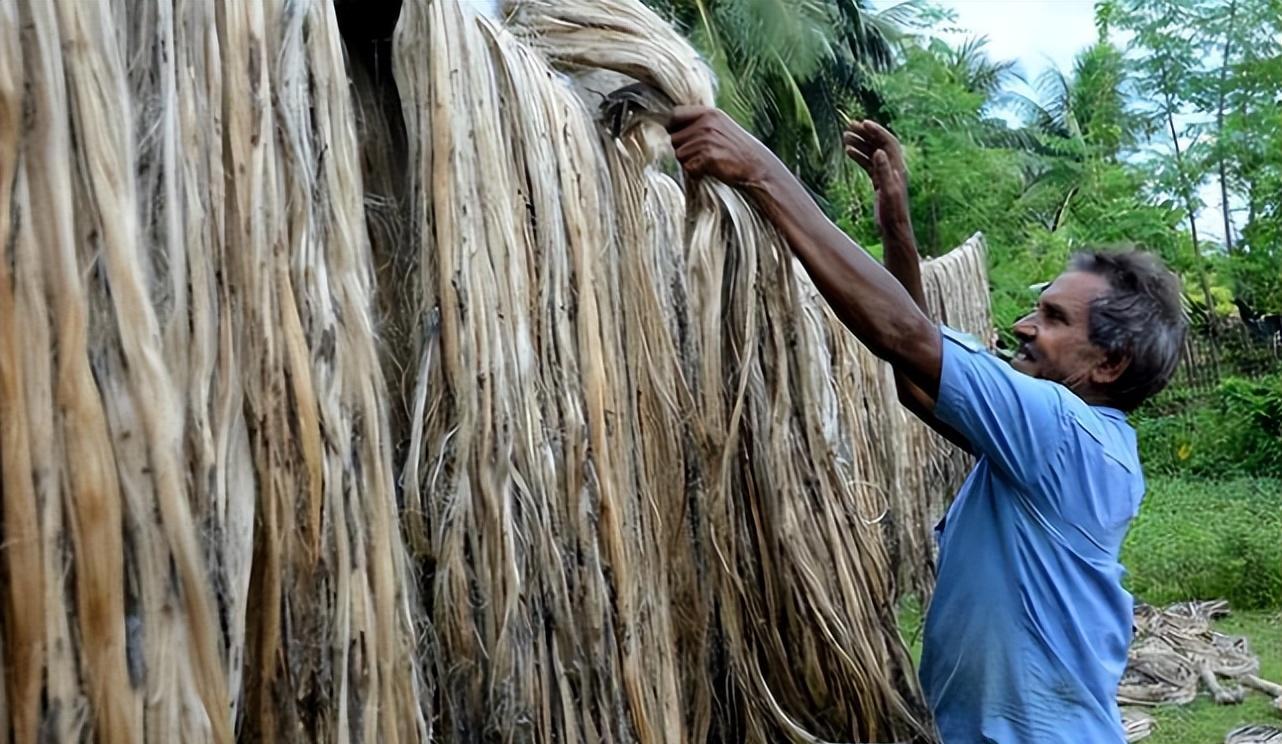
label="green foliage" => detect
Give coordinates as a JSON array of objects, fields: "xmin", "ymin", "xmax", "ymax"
[
  {"xmin": 1135, "ymin": 374, "xmax": 1282, "ymax": 479},
  {"xmin": 828, "ymin": 29, "xmax": 1197, "ymax": 342},
  {"xmin": 642, "ymin": 0, "xmax": 914, "ymax": 191},
  {"xmin": 833, "ymin": 36, "xmax": 1031, "ymax": 257},
  {"xmin": 650, "ymin": 0, "xmax": 1277, "ymax": 327},
  {"xmin": 1121, "ymin": 476, "xmax": 1281, "ymax": 610},
  {"xmin": 1103, "ymin": 0, "xmax": 1282, "ymax": 315},
  {"xmin": 1226, "ymin": 244, "xmax": 1282, "ymax": 315}
]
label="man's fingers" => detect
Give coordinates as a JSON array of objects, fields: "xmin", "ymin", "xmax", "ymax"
[
  {"xmin": 670, "ymin": 121, "xmax": 701, "ymax": 148},
  {"xmin": 846, "ymin": 146, "xmax": 876, "ymax": 176},
  {"xmin": 843, "ymin": 127, "xmax": 867, "ymax": 144},
  {"xmin": 872, "ymin": 149, "xmax": 893, "ymax": 179},
  {"xmin": 842, "ymin": 131, "xmax": 870, "ymax": 151},
  {"xmin": 843, "ymin": 129, "xmax": 877, "ymax": 171},
  {"xmin": 842, "ymin": 134, "xmax": 871, "ymax": 156},
  {"xmin": 864, "ymin": 120, "xmax": 903, "ymax": 158},
  {"xmin": 866, "ymin": 147, "xmax": 897, "ymax": 183},
  {"xmin": 682, "ymin": 154, "xmax": 708, "ymax": 178},
  {"xmin": 674, "ymin": 136, "xmax": 707, "ymax": 163},
  {"xmin": 666, "ymin": 104, "xmax": 711, "ymax": 133}
]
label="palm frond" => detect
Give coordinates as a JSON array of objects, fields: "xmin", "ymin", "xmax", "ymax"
[{"xmin": 947, "ymin": 36, "xmax": 1018, "ymax": 97}]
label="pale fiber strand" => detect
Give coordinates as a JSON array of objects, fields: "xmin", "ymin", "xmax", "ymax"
[
  {"xmin": 0, "ymin": 9, "xmax": 44, "ymax": 742},
  {"xmin": 18, "ymin": 1, "xmax": 141, "ymax": 738}
]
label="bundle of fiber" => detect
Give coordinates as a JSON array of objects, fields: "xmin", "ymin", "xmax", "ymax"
[
  {"xmin": 1227, "ymin": 725, "xmax": 1282, "ymax": 744},
  {"xmin": 1118, "ymin": 635, "xmax": 1201, "ymax": 706},
  {"xmin": 2, "ymin": 0, "xmax": 996, "ymax": 739},
  {"xmin": 1, "ymin": 0, "xmax": 424, "ymax": 740},
  {"xmin": 4, "ymin": 0, "xmax": 227, "ymax": 739},
  {"xmin": 891, "ymin": 233, "xmax": 991, "ymax": 601},
  {"xmin": 1120, "ymin": 601, "xmax": 1279, "ymax": 711},
  {"xmin": 395, "ymin": 3, "xmax": 692, "ymax": 736},
  {"xmin": 218, "ymin": 1, "xmax": 425, "ymax": 739},
  {"xmin": 1121, "ymin": 707, "xmax": 1157, "ymax": 742},
  {"xmin": 498, "ymin": 1, "xmax": 929, "ymax": 740}
]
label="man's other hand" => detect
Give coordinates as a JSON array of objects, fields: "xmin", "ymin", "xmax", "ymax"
[
  {"xmin": 844, "ymin": 120, "xmax": 911, "ymax": 237},
  {"xmin": 667, "ymin": 106, "xmax": 780, "ymax": 189}
]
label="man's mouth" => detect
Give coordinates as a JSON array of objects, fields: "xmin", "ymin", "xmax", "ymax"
[{"xmin": 1013, "ymin": 345, "xmax": 1035, "ymax": 363}]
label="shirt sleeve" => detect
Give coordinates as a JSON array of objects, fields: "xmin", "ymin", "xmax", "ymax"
[{"xmin": 933, "ymin": 325, "xmax": 1066, "ymax": 486}]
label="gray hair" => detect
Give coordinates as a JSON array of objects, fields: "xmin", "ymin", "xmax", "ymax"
[{"xmin": 1070, "ymin": 250, "xmax": 1188, "ymax": 411}]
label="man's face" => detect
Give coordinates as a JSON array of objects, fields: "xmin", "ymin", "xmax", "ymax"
[{"xmin": 1010, "ymin": 271, "xmax": 1112, "ymax": 393}]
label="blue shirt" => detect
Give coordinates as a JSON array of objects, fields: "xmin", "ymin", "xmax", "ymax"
[{"xmin": 921, "ymin": 326, "xmax": 1143, "ymax": 744}]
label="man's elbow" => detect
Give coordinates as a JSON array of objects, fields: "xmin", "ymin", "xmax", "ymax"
[{"xmin": 880, "ymin": 312, "xmax": 936, "ymax": 364}]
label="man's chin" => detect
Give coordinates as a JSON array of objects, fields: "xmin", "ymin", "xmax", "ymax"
[{"xmin": 1010, "ymin": 357, "xmax": 1038, "ymax": 377}]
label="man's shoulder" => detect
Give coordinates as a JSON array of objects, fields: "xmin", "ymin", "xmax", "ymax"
[
  {"xmin": 1060, "ymin": 396, "xmax": 1141, "ymax": 476},
  {"xmin": 939, "ymin": 325, "xmax": 1069, "ymax": 413}
]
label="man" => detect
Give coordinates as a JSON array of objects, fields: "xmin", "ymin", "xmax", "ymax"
[{"xmin": 665, "ymin": 107, "xmax": 1187, "ymax": 743}]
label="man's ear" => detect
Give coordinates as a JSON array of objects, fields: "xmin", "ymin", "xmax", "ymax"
[{"xmin": 1091, "ymin": 349, "xmax": 1130, "ymax": 386}]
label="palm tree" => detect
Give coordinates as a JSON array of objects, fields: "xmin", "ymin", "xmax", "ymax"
[
  {"xmin": 643, "ymin": 0, "xmax": 922, "ymax": 191},
  {"xmin": 1008, "ymin": 41, "xmax": 1138, "ymax": 231}
]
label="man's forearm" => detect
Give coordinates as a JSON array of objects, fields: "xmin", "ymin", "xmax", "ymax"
[
  {"xmin": 743, "ymin": 164, "xmax": 941, "ymax": 397},
  {"xmin": 876, "ymin": 197, "xmax": 974, "ymax": 451},
  {"xmin": 880, "ymin": 219, "xmax": 928, "ymax": 312}
]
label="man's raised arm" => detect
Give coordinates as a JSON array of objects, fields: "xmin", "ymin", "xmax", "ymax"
[
  {"xmin": 667, "ymin": 106, "xmax": 945, "ymax": 406},
  {"xmin": 843, "ymin": 120, "xmax": 971, "ymax": 452}
]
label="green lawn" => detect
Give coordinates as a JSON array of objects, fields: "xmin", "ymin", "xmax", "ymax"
[
  {"xmin": 895, "ymin": 475, "xmax": 1282, "ymax": 741},
  {"xmin": 1122, "ymin": 477, "xmax": 1281, "ymax": 610}
]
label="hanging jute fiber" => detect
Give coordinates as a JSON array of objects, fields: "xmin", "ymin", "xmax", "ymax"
[{"xmin": 0, "ymin": 0, "xmax": 994, "ymax": 741}]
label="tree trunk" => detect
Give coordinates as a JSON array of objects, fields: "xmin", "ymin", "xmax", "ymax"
[
  {"xmin": 1216, "ymin": 0, "xmax": 1238, "ymax": 255},
  {"xmin": 1166, "ymin": 104, "xmax": 1222, "ymax": 377}
]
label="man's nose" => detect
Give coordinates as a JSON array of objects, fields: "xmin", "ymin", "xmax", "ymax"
[{"xmin": 1012, "ymin": 314, "xmax": 1036, "ymax": 341}]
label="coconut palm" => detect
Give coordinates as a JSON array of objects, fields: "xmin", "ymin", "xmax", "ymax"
[
  {"xmin": 643, "ymin": 0, "xmax": 923, "ymax": 190},
  {"xmin": 1008, "ymin": 40, "xmax": 1139, "ymax": 231}
]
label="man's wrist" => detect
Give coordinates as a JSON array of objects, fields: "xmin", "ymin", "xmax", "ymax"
[
  {"xmin": 745, "ymin": 157, "xmax": 786, "ymax": 199},
  {"xmin": 744, "ymin": 159, "xmax": 801, "ymax": 220},
  {"xmin": 883, "ymin": 219, "xmax": 918, "ymax": 252}
]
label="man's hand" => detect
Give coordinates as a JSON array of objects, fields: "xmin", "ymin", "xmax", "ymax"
[
  {"xmin": 666, "ymin": 106, "xmax": 782, "ymax": 190},
  {"xmin": 843, "ymin": 120, "xmax": 911, "ymax": 239}
]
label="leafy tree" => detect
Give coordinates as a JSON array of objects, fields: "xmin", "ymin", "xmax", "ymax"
[
  {"xmin": 1100, "ymin": 0, "xmax": 1222, "ymax": 320},
  {"xmin": 650, "ymin": 0, "xmax": 1280, "ymax": 333},
  {"xmin": 642, "ymin": 0, "xmax": 923, "ymax": 190},
  {"xmin": 1196, "ymin": 0, "xmax": 1282, "ymax": 314}
]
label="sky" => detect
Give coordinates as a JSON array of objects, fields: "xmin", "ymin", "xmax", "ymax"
[
  {"xmin": 933, "ymin": 0, "xmax": 1100, "ymax": 86},
  {"xmin": 913, "ymin": 0, "xmax": 1233, "ymax": 242}
]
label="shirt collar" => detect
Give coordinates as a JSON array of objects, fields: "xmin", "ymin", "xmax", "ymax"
[{"xmin": 1092, "ymin": 405, "xmax": 1128, "ymax": 420}]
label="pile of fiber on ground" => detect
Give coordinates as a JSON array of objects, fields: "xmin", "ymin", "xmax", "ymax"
[
  {"xmin": 1120, "ymin": 601, "xmax": 1281, "ymax": 712},
  {"xmin": 1226, "ymin": 725, "xmax": 1282, "ymax": 744},
  {"xmin": 1122, "ymin": 708, "xmax": 1157, "ymax": 742}
]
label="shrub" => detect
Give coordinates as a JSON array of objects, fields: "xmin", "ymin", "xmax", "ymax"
[
  {"xmin": 1135, "ymin": 374, "xmax": 1282, "ymax": 478},
  {"xmin": 1122, "ymin": 476, "xmax": 1282, "ymax": 610}
]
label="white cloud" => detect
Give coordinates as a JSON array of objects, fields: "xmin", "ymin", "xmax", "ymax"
[{"xmin": 935, "ymin": 0, "xmax": 1098, "ymax": 84}]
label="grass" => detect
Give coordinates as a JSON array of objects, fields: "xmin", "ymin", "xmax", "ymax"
[
  {"xmin": 1128, "ymin": 474, "xmax": 1282, "ymax": 741},
  {"xmin": 1122, "ymin": 476, "xmax": 1281, "ymax": 610}
]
